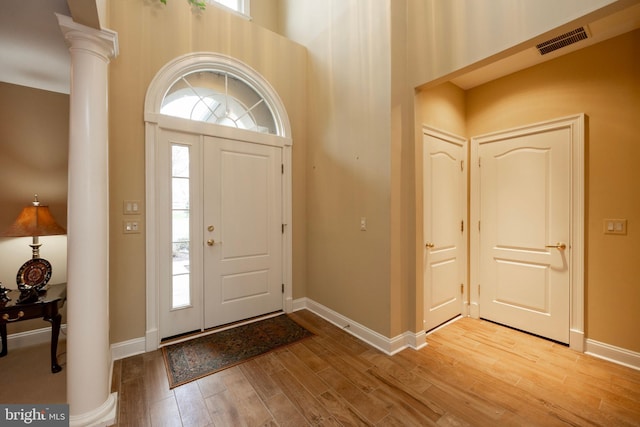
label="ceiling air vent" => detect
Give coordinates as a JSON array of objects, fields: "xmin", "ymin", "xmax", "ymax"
[{"xmin": 536, "ymin": 27, "xmax": 589, "ymax": 55}]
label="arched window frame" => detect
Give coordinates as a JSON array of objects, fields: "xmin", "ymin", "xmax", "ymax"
[
  {"xmin": 145, "ymin": 52, "xmax": 291, "ymax": 139},
  {"xmin": 143, "ymin": 52, "xmax": 293, "ymax": 351}
]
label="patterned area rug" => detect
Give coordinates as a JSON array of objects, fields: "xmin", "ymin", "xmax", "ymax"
[{"xmin": 162, "ymin": 314, "xmax": 313, "ymax": 388}]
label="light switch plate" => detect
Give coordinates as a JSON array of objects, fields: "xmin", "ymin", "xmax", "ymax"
[
  {"xmin": 603, "ymin": 219, "xmax": 627, "ymax": 235},
  {"xmin": 123, "ymin": 200, "xmax": 142, "ymax": 215}
]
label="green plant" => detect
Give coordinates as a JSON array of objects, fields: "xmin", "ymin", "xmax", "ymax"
[{"xmin": 160, "ymin": 0, "xmax": 207, "ymax": 10}]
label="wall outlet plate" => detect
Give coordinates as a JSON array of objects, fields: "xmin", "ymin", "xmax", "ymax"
[{"xmin": 123, "ymin": 220, "xmax": 141, "ymax": 234}]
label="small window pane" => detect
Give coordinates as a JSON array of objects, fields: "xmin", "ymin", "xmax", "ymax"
[
  {"xmin": 211, "ymin": 0, "xmax": 246, "ymax": 14},
  {"xmin": 161, "ymin": 70, "xmax": 277, "ymax": 134},
  {"xmin": 172, "ymin": 274, "xmax": 190, "ymax": 308},
  {"xmin": 172, "ymin": 178, "xmax": 189, "ymax": 210},
  {"xmin": 171, "ymin": 144, "xmax": 191, "ymax": 309},
  {"xmin": 172, "ymin": 145, "xmax": 189, "ymax": 177}
]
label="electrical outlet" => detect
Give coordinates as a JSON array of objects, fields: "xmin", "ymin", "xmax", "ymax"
[{"xmin": 123, "ymin": 220, "xmax": 141, "ymax": 234}]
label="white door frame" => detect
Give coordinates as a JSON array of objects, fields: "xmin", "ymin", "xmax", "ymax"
[
  {"xmin": 143, "ymin": 53, "xmax": 293, "ymax": 351},
  {"xmin": 470, "ymin": 114, "xmax": 585, "ymax": 351}
]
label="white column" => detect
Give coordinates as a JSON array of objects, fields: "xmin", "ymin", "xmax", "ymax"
[{"xmin": 57, "ymin": 14, "xmax": 119, "ymax": 427}]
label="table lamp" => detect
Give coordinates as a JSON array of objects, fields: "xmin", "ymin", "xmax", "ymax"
[{"xmin": 1, "ymin": 195, "xmax": 66, "ymax": 303}]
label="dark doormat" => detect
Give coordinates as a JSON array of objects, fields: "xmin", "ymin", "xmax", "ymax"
[{"xmin": 162, "ymin": 314, "xmax": 313, "ymax": 388}]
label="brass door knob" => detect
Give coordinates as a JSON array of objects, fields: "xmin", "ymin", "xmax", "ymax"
[
  {"xmin": 425, "ymin": 242, "xmax": 434, "ymax": 248},
  {"xmin": 207, "ymin": 239, "xmax": 215, "ymax": 246}
]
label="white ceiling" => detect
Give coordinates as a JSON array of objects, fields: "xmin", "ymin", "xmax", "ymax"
[
  {"xmin": 1, "ymin": 1, "xmax": 639, "ymax": 95},
  {"xmin": 0, "ymin": 0, "xmax": 71, "ymax": 94}
]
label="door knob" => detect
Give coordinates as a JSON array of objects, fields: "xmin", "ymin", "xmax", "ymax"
[
  {"xmin": 425, "ymin": 242, "xmax": 434, "ymax": 248},
  {"xmin": 207, "ymin": 239, "xmax": 215, "ymax": 246},
  {"xmin": 545, "ymin": 242, "xmax": 566, "ymax": 250}
]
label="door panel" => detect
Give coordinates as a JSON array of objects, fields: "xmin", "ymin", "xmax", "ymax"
[
  {"xmin": 423, "ymin": 128, "xmax": 467, "ymax": 331},
  {"xmin": 477, "ymin": 126, "xmax": 570, "ymax": 343},
  {"xmin": 203, "ymin": 137, "xmax": 282, "ymax": 328}
]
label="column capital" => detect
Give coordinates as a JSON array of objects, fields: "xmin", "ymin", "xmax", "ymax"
[{"xmin": 56, "ymin": 13, "xmax": 119, "ymax": 62}]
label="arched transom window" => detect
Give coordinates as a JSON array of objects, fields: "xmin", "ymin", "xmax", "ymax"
[{"xmin": 161, "ymin": 70, "xmax": 278, "ymax": 135}]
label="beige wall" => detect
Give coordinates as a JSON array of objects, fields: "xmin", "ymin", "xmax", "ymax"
[
  {"xmin": 407, "ymin": 0, "xmax": 624, "ymax": 87},
  {"xmin": 250, "ymin": 0, "xmax": 280, "ymax": 34},
  {"xmin": 417, "ymin": 30, "xmax": 640, "ymax": 353},
  {"xmin": 280, "ymin": 0, "xmax": 395, "ymax": 336},
  {"xmin": 107, "ymin": 0, "xmax": 307, "ymax": 344},
  {"xmin": 0, "ymin": 82, "xmax": 69, "ymax": 333}
]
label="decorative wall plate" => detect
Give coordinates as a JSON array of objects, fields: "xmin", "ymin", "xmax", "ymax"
[{"xmin": 16, "ymin": 258, "xmax": 52, "ymax": 290}]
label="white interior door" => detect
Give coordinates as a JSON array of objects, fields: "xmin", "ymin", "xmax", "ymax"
[
  {"xmin": 473, "ymin": 120, "xmax": 573, "ymax": 343},
  {"xmin": 203, "ymin": 136, "xmax": 283, "ymax": 329},
  {"xmin": 423, "ymin": 127, "xmax": 467, "ymax": 331}
]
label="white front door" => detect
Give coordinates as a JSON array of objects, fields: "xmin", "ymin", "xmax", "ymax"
[
  {"xmin": 473, "ymin": 118, "xmax": 576, "ymax": 344},
  {"xmin": 423, "ymin": 127, "xmax": 467, "ymax": 331},
  {"xmin": 203, "ymin": 136, "xmax": 283, "ymax": 329},
  {"xmin": 158, "ymin": 130, "xmax": 283, "ymax": 339}
]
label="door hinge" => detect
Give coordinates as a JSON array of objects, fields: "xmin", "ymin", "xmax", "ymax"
[
  {"xmin": 460, "ymin": 160, "xmax": 464, "ymax": 171},
  {"xmin": 282, "ymin": 283, "xmax": 285, "ymax": 293},
  {"xmin": 478, "ymin": 221, "xmax": 481, "ymax": 232},
  {"xmin": 478, "ymin": 157, "xmax": 481, "ymax": 167},
  {"xmin": 282, "ymin": 224, "xmax": 285, "ymax": 234},
  {"xmin": 460, "ymin": 283, "xmax": 464, "ymax": 294},
  {"xmin": 478, "ymin": 284, "xmax": 480, "ymax": 296},
  {"xmin": 282, "ymin": 164, "xmax": 284, "ymax": 174},
  {"xmin": 461, "ymin": 220, "xmax": 464, "ymax": 232}
]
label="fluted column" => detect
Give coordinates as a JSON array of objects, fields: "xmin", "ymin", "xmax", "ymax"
[{"xmin": 57, "ymin": 14, "xmax": 119, "ymax": 427}]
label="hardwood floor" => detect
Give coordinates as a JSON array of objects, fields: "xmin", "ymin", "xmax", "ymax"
[{"xmin": 110, "ymin": 310, "xmax": 640, "ymax": 426}]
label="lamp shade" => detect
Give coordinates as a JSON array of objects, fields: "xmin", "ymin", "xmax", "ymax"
[{"xmin": 1, "ymin": 202, "xmax": 66, "ymax": 237}]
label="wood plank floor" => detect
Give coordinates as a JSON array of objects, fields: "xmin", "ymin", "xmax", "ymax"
[{"xmin": 110, "ymin": 310, "xmax": 640, "ymax": 426}]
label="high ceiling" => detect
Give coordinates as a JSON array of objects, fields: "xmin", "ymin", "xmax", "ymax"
[
  {"xmin": 0, "ymin": 0, "xmax": 72, "ymax": 94},
  {"xmin": 1, "ymin": 1, "xmax": 639, "ymax": 95}
]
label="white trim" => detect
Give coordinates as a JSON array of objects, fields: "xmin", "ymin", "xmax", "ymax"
[
  {"xmin": 4, "ymin": 325, "xmax": 67, "ymax": 350},
  {"xmin": 293, "ymin": 298, "xmax": 427, "ymax": 355},
  {"xmin": 110, "ymin": 337, "xmax": 146, "ymax": 361},
  {"xmin": 470, "ymin": 114, "xmax": 585, "ymax": 350},
  {"xmin": 209, "ymin": 0, "xmax": 252, "ymax": 21},
  {"xmin": 69, "ymin": 392, "xmax": 117, "ymax": 427},
  {"xmin": 144, "ymin": 52, "xmax": 293, "ymax": 350},
  {"xmin": 145, "ymin": 52, "xmax": 291, "ymax": 138},
  {"xmin": 107, "ymin": 319, "xmax": 640, "ymax": 375},
  {"xmin": 585, "ymin": 339, "xmax": 640, "ymax": 371}
]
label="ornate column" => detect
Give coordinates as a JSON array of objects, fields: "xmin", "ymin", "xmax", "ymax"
[{"xmin": 57, "ymin": 14, "xmax": 119, "ymax": 427}]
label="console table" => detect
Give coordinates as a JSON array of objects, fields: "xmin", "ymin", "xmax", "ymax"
[{"xmin": 0, "ymin": 283, "xmax": 66, "ymax": 373}]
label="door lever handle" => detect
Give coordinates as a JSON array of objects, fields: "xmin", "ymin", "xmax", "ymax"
[
  {"xmin": 425, "ymin": 242, "xmax": 434, "ymax": 249},
  {"xmin": 545, "ymin": 242, "xmax": 566, "ymax": 250}
]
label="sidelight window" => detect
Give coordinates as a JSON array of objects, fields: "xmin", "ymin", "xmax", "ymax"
[{"xmin": 171, "ymin": 144, "xmax": 191, "ymax": 309}]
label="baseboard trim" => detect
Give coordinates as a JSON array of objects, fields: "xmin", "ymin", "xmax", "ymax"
[
  {"xmin": 293, "ymin": 297, "xmax": 426, "ymax": 355},
  {"xmin": 108, "ymin": 304, "xmax": 639, "ymax": 373},
  {"xmin": 585, "ymin": 338, "xmax": 640, "ymax": 371},
  {"xmin": 110, "ymin": 336, "xmax": 146, "ymax": 361},
  {"xmin": 5, "ymin": 324, "xmax": 67, "ymax": 349}
]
